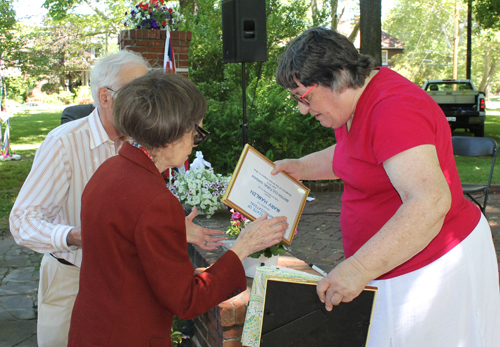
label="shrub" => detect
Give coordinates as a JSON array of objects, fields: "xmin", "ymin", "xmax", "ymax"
[
  {"xmin": 40, "ymin": 93, "xmax": 64, "ymax": 105},
  {"xmin": 57, "ymin": 90, "xmax": 75, "ymax": 105},
  {"xmin": 74, "ymin": 86, "xmax": 93, "ymax": 105},
  {"xmin": 41, "ymin": 83, "xmax": 60, "ymax": 94},
  {"xmin": 201, "ymin": 81, "xmax": 336, "ymax": 175}
]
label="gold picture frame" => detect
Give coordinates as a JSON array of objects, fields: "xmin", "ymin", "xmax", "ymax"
[{"xmin": 222, "ymin": 144, "xmax": 310, "ymax": 246}]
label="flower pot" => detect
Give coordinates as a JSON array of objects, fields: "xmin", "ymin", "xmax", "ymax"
[{"xmin": 242, "ymin": 254, "xmax": 279, "ymax": 278}]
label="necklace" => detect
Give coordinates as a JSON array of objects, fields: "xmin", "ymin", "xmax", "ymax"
[{"xmin": 130, "ymin": 139, "xmax": 155, "ymax": 163}]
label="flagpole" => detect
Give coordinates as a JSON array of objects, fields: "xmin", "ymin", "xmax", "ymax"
[{"xmin": 164, "ymin": 26, "xmax": 177, "ymax": 178}]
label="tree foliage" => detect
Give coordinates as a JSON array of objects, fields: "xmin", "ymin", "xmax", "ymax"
[
  {"xmin": 0, "ymin": 0, "xmax": 19, "ymax": 66},
  {"xmin": 0, "ymin": 0, "xmax": 20, "ymax": 108},
  {"xmin": 0, "ymin": 0, "xmax": 16, "ymax": 31},
  {"xmin": 43, "ymin": 0, "xmax": 132, "ymax": 34},
  {"xmin": 384, "ymin": 0, "xmax": 455, "ymax": 85},
  {"xmin": 18, "ymin": 20, "xmax": 94, "ymax": 88},
  {"xmin": 473, "ymin": 0, "xmax": 500, "ymax": 30},
  {"xmin": 10, "ymin": 0, "xmax": 133, "ymax": 97}
]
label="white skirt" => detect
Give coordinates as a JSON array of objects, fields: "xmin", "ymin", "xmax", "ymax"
[{"xmin": 368, "ymin": 214, "xmax": 500, "ymax": 347}]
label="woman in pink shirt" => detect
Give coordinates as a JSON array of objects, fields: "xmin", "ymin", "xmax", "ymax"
[{"xmin": 272, "ymin": 27, "xmax": 500, "ymax": 346}]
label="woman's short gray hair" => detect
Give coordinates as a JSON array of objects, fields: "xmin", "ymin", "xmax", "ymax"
[
  {"xmin": 276, "ymin": 27, "xmax": 374, "ymax": 93},
  {"xmin": 90, "ymin": 50, "xmax": 150, "ymax": 107},
  {"xmin": 113, "ymin": 70, "xmax": 206, "ymax": 150}
]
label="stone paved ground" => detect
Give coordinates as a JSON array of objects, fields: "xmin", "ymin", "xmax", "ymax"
[
  {"xmin": 0, "ymin": 232, "xmax": 39, "ymax": 347},
  {"xmin": 1, "ymin": 190, "xmax": 500, "ymax": 346}
]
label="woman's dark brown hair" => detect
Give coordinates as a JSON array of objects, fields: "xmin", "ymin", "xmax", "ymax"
[
  {"xmin": 114, "ymin": 69, "xmax": 206, "ymax": 149},
  {"xmin": 276, "ymin": 27, "xmax": 374, "ymax": 93}
]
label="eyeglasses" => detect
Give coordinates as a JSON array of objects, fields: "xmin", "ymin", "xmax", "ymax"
[
  {"xmin": 291, "ymin": 84, "xmax": 317, "ymax": 106},
  {"xmin": 105, "ymin": 87, "xmax": 116, "ymax": 97},
  {"xmin": 194, "ymin": 124, "xmax": 210, "ymax": 145}
]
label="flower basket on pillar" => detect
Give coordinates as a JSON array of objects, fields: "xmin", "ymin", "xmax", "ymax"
[{"xmin": 118, "ymin": 29, "xmax": 191, "ymax": 77}]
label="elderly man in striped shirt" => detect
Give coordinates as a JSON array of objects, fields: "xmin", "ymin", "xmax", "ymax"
[
  {"xmin": 9, "ymin": 51, "xmax": 223, "ymax": 346},
  {"xmin": 10, "ymin": 50, "xmax": 150, "ymax": 347}
]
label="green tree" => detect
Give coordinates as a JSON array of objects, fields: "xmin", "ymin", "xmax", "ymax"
[
  {"xmin": 43, "ymin": 0, "xmax": 133, "ymax": 55},
  {"xmin": 0, "ymin": 0, "xmax": 18, "ymax": 109},
  {"xmin": 385, "ymin": 0, "xmax": 467, "ymax": 85},
  {"xmin": 385, "ymin": 0, "xmax": 499, "ymax": 92},
  {"xmin": 16, "ymin": 20, "xmax": 94, "ymax": 92},
  {"xmin": 43, "ymin": 0, "xmax": 132, "ymax": 34},
  {"xmin": 360, "ymin": 0, "xmax": 381, "ymax": 66},
  {"xmin": 473, "ymin": 0, "xmax": 500, "ymax": 30},
  {"xmin": 15, "ymin": 0, "xmax": 132, "ymax": 97}
]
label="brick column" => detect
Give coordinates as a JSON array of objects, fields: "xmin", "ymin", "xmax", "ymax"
[
  {"xmin": 192, "ymin": 279, "xmax": 252, "ymax": 347},
  {"xmin": 118, "ymin": 29, "xmax": 191, "ymax": 77}
]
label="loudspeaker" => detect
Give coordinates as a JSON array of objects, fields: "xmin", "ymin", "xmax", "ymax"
[{"xmin": 222, "ymin": 0, "xmax": 268, "ymax": 63}]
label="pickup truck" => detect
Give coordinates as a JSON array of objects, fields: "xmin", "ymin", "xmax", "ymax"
[{"xmin": 423, "ymin": 79, "xmax": 486, "ymax": 137}]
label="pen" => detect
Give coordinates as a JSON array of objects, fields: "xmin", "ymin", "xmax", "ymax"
[{"xmin": 309, "ymin": 263, "xmax": 328, "ymax": 277}]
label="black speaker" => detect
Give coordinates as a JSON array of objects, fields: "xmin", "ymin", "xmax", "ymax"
[{"xmin": 222, "ymin": 0, "xmax": 268, "ymax": 63}]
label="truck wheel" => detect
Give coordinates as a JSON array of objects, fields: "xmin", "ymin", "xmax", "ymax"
[{"xmin": 473, "ymin": 125, "xmax": 485, "ymax": 137}]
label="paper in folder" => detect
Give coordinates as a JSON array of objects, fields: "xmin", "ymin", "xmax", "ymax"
[{"xmin": 242, "ymin": 267, "xmax": 377, "ymax": 347}]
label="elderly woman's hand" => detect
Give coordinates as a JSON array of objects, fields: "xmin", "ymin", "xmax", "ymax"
[
  {"xmin": 271, "ymin": 159, "xmax": 305, "ymax": 181},
  {"xmin": 316, "ymin": 256, "xmax": 373, "ymax": 311},
  {"xmin": 185, "ymin": 206, "xmax": 225, "ymax": 250},
  {"xmin": 230, "ymin": 214, "xmax": 288, "ymax": 261}
]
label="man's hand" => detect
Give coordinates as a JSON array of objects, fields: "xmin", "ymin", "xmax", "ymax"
[
  {"xmin": 185, "ymin": 206, "xmax": 225, "ymax": 250},
  {"xmin": 66, "ymin": 227, "xmax": 82, "ymax": 247}
]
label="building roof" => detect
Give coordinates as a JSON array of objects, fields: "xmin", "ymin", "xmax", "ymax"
[
  {"xmin": 381, "ymin": 31, "xmax": 404, "ymax": 49},
  {"xmin": 337, "ymin": 21, "xmax": 404, "ymax": 50}
]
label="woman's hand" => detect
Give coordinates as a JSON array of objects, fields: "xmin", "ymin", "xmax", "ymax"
[
  {"xmin": 316, "ymin": 256, "xmax": 373, "ymax": 311},
  {"xmin": 230, "ymin": 214, "xmax": 288, "ymax": 260},
  {"xmin": 271, "ymin": 159, "xmax": 305, "ymax": 180},
  {"xmin": 271, "ymin": 146, "xmax": 338, "ymax": 181},
  {"xmin": 185, "ymin": 206, "xmax": 225, "ymax": 250}
]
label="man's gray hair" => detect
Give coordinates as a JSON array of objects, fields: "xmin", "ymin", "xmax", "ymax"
[{"xmin": 90, "ymin": 50, "xmax": 150, "ymax": 107}]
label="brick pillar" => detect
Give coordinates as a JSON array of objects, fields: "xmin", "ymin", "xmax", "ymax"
[
  {"xmin": 192, "ymin": 287, "xmax": 250, "ymax": 347},
  {"xmin": 118, "ymin": 30, "xmax": 191, "ymax": 77}
]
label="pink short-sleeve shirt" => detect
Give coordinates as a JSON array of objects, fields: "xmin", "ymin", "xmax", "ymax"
[{"xmin": 333, "ymin": 67, "xmax": 480, "ymax": 279}]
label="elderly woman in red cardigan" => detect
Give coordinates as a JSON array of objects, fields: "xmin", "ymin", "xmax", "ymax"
[{"xmin": 68, "ymin": 71, "xmax": 288, "ymax": 346}]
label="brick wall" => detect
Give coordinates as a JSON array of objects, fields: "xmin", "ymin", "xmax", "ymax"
[
  {"xmin": 192, "ymin": 286, "xmax": 250, "ymax": 347},
  {"xmin": 118, "ymin": 29, "xmax": 191, "ymax": 77}
]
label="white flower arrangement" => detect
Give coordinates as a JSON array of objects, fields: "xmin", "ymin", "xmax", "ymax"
[{"xmin": 167, "ymin": 168, "xmax": 231, "ymax": 218}]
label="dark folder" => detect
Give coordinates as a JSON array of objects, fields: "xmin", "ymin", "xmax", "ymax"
[{"xmin": 260, "ymin": 280, "xmax": 376, "ymax": 347}]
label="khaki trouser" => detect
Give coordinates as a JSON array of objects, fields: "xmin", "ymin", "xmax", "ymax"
[{"xmin": 37, "ymin": 253, "xmax": 80, "ymax": 347}]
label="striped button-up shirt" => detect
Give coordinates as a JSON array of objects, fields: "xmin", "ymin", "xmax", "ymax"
[{"xmin": 10, "ymin": 108, "xmax": 118, "ymax": 267}]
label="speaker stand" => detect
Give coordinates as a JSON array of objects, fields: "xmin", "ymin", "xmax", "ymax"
[{"xmin": 241, "ymin": 62, "xmax": 248, "ymax": 149}]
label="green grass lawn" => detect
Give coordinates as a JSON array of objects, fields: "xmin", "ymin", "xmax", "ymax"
[
  {"xmin": 0, "ymin": 110, "xmax": 62, "ymax": 231},
  {"xmin": 452, "ymin": 109, "xmax": 500, "ymax": 185},
  {"xmin": 1, "ymin": 109, "xmax": 500, "ymax": 231}
]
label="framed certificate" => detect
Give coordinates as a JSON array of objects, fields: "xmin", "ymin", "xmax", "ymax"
[{"xmin": 222, "ymin": 144, "xmax": 310, "ymax": 246}]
